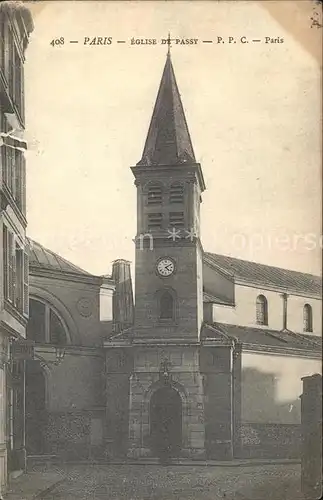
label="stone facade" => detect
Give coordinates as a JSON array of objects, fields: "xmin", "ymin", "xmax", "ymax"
[
  {"xmin": 127, "ymin": 346, "xmax": 206, "ymax": 459},
  {"xmin": 0, "ymin": 2, "xmax": 33, "ymax": 494}
]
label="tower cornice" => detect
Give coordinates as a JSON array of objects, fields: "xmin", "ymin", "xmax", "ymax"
[{"xmin": 131, "ymin": 162, "xmax": 206, "ymax": 192}]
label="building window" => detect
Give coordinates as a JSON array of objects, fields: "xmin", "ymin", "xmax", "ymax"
[
  {"xmin": 159, "ymin": 291, "xmax": 174, "ymax": 320},
  {"xmin": 148, "ymin": 212, "xmax": 162, "ymax": 230},
  {"xmin": 1, "ymin": 143, "xmax": 26, "ymax": 215},
  {"xmin": 256, "ymin": 294, "xmax": 268, "ymax": 326},
  {"xmin": 2, "ymin": 225, "xmax": 28, "ymax": 315},
  {"xmin": 0, "ymin": 17, "xmax": 5, "ymax": 74},
  {"xmin": 27, "ymin": 298, "xmax": 68, "ymax": 345},
  {"xmin": 147, "ymin": 184, "xmax": 162, "ymax": 205},
  {"xmin": 15, "ymin": 242, "xmax": 23, "ymax": 311},
  {"xmin": 15, "ymin": 150, "xmax": 26, "ymax": 213},
  {"xmin": 303, "ymin": 304, "xmax": 313, "ymax": 332},
  {"xmin": 170, "ymin": 183, "xmax": 184, "ymax": 204},
  {"xmin": 7, "ymin": 29, "xmax": 24, "ymax": 120},
  {"xmin": 169, "ymin": 212, "xmax": 184, "ymax": 228},
  {"xmin": 8, "ymin": 28, "xmax": 14, "ymax": 97},
  {"xmin": 13, "ymin": 44, "xmax": 23, "ymax": 117}
]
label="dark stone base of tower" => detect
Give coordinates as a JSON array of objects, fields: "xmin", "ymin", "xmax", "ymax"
[{"xmin": 105, "ymin": 338, "xmax": 242, "ymax": 461}]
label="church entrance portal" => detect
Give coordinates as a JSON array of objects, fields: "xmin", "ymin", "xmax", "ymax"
[{"xmin": 150, "ymin": 386, "xmax": 182, "ymax": 458}]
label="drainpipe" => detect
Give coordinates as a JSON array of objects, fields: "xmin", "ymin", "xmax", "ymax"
[{"xmin": 281, "ymin": 293, "xmax": 288, "ymax": 330}]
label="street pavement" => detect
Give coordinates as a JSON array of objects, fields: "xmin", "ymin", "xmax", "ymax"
[{"xmin": 41, "ymin": 463, "xmax": 303, "ymax": 500}]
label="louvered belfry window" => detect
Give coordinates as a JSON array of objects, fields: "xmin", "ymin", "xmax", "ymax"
[
  {"xmin": 148, "ymin": 212, "xmax": 163, "ymax": 230},
  {"xmin": 147, "ymin": 184, "xmax": 162, "ymax": 205},
  {"xmin": 2, "ymin": 226, "xmax": 28, "ymax": 314},
  {"xmin": 170, "ymin": 183, "xmax": 184, "ymax": 204},
  {"xmin": 169, "ymin": 212, "xmax": 184, "ymax": 228}
]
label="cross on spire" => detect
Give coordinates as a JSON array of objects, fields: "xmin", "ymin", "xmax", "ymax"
[
  {"xmin": 166, "ymin": 32, "xmax": 177, "ymax": 54},
  {"xmin": 167, "ymin": 32, "xmax": 171, "ymax": 54}
]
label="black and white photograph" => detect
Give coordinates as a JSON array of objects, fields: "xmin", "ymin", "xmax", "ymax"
[{"xmin": 0, "ymin": 1, "xmax": 322, "ymax": 499}]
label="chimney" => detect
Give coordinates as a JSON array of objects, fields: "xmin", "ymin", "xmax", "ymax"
[
  {"xmin": 281, "ymin": 293, "xmax": 288, "ymax": 330},
  {"xmin": 112, "ymin": 260, "xmax": 134, "ymax": 333}
]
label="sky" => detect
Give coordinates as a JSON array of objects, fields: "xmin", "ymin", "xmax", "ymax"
[{"xmin": 24, "ymin": 0, "xmax": 322, "ymax": 277}]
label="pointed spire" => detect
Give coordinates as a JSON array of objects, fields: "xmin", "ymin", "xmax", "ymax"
[{"xmin": 137, "ymin": 52, "xmax": 196, "ymax": 166}]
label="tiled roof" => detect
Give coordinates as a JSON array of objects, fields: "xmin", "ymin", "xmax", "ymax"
[
  {"xmin": 137, "ymin": 52, "xmax": 195, "ymax": 166},
  {"xmin": 204, "ymin": 323, "xmax": 322, "ymax": 352},
  {"xmin": 204, "ymin": 252, "xmax": 322, "ymax": 298},
  {"xmin": 27, "ymin": 238, "xmax": 91, "ymax": 276}
]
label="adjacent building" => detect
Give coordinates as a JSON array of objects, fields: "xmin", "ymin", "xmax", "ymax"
[
  {"xmin": 25, "ymin": 241, "xmax": 132, "ymax": 461},
  {"xmin": 0, "ymin": 1, "xmax": 33, "ymax": 493}
]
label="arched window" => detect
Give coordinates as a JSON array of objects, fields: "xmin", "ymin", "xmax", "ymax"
[
  {"xmin": 303, "ymin": 304, "xmax": 313, "ymax": 332},
  {"xmin": 256, "ymin": 295, "xmax": 268, "ymax": 326},
  {"xmin": 170, "ymin": 183, "xmax": 184, "ymax": 204},
  {"xmin": 27, "ymin": 298, "xmax": 68, "ymax": 345},
  {"xmin": 159, "ymin": 291, "xmax": 174, "ymax": 320},
  {"xmin": 147, "ymin": 184, "xmax": 162, "ymax": 205}
]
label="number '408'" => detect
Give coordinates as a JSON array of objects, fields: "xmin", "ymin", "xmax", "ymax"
[{"xmin": 50, "ymin": 37, "xmax": 64, "ymax": 46}]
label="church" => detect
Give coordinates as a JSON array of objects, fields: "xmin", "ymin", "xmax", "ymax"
[{"xmin": 24, "ymin": 52, "xmax": 321, "ymax": 465}]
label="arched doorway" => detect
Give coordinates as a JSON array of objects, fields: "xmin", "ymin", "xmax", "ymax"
[
  {"xmin": 25, "ymin": 361, "xmax": 47, "ymax": 455},
  {"xmin": 150, "ymin": 386, "xmax": 182, "ymax": 457}
]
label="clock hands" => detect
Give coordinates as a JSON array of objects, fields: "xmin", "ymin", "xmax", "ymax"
[{"xmin": 157, "ymin": 258, "xmax": 175, "ymax": 276}]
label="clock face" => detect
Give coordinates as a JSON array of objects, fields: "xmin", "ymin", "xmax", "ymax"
[{"xmin": 156, "ymin": 258, "xmax": 175, "ymax": 277}]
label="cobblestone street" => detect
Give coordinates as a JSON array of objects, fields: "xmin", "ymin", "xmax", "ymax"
[{"xmin": 41, "ymin": 463, "xmax": 302, "ymax": 500}]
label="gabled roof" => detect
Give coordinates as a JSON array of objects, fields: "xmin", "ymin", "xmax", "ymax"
[
  {"xmin": 27, "ymin": 238, "xmax": 91, "ymax": 276},
  {"xmin": 204, "ymin": 252, "xmax": 322, "ymax": 298},
  {"xmin": 137, "ymin": 52, "xmax": 195, "ymax": 167}
]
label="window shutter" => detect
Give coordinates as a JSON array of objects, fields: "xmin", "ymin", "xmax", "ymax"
[
  {"xmin": 23, "ymin": 251, "xmax": 29, "ymax": 316},
  {"xmin": 3, "ymin": 226, "xmax": 8, "ymax": 299},
  {"xmin": 21, "ymin": 63, "xmax": 25, "ymax": 122},
  {"xmin": 12, "ymin": 238, "xmax": 16, "ymax": 305},
  {"xmin": 21, "ymin": 154, "xmax": 26, "ymax": 215},
  {"xmin": 12, "ymin": 149, "xmax": 16, "ymax": 200},
  {"xmin": 8, "ymin": 232, "xmax": 15, "ymax": 303}
]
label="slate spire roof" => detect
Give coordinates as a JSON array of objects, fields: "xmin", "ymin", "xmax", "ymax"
[{"xmin": 137, "ymin": 52, "xmax": 196, "ymax": 166}]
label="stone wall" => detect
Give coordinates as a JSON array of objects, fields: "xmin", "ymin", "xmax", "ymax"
[
  {"xmin": 239, "ymin": 423, "xmax": 301, "ymax": 459},
  {"xmin": 46, "ymin": 411, "xmax": 91, "ymax": 460},
  {"xmin": 45, "ymin": 409, "xmax": 106, "ymax": 460}
]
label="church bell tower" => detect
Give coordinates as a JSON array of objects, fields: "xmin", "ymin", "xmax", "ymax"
[
  {"xmin": 131, "ymin": 52, "xmax": 206, "ymax": 341},
  {"xmin": 127, "ymin": 53, "xmax": 206, "ymax": 460}
]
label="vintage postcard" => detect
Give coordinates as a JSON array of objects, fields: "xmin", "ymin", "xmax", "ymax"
[{"xmin": 0, "ymin": 1, "xmax": 322, "ymax": 499}]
